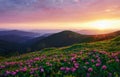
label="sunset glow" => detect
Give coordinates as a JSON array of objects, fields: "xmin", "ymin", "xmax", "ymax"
[
  {"xmin": 0, "ymin": 19, "xmax": 120, "ymax": 30},
  {"xmin": 0, "ymin": 0, "xmax": 120, "ymax": 31},
  {"xmin": 88, "ymin": 20, "xmax": 120, "ymax": 30}
]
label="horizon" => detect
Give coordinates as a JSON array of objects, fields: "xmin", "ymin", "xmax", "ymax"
[
  {"xmin": 0, "ymin": 0, "xmax": 120, "ymax": 30},
  {"xmin": 0, "ymin": 28, "xmax": 119, "ymax": 35}
]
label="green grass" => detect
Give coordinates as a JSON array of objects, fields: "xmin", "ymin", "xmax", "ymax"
[
  {"xmin": 1, "ymin": 36, "xmax": 120, "ymax": 62},
  {"xmin": 0, "ymin": 36, "xmax": 120, "ymax": 77}
]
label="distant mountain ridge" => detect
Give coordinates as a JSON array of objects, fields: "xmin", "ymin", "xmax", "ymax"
[
  {"xmin": 0, "ymin": 30, "xmax": 45, "ymax": 43},
  {"xmin": 0, "ymin": 30, "xmax": 53, "ymax": 56},
  {"xmin": 0, "ymin": 30, "xmax": 40, "ymax": 37},
  {"xmin": 75, "ymin": 29, "xmax": 120, "ymax": 35}
]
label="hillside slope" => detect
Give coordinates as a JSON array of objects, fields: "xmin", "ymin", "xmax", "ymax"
[
  {"xmin": 0, "ymin": 40, "xmax": 19, "ymax": 56},
  {"xmin": 30, "ymin": 30, "xmax": 120, "ymax": 51},
  {"xmin": 30, "ymin": 31, "xmax": 94, "ymax": 50},
  {"xmin": 0, "ymin": 36, "xmax": 119, "ymax": 77}
]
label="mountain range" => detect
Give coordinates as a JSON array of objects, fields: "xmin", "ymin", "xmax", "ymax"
[
  {"xmin": 0, "ymin": 30, "xmax": 120, "ymax": 57},
  {"xmin": 0, "ymin": 30, "xmax": 42, "ymax": 43}
]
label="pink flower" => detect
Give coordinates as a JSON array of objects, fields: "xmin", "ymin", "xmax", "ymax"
[
  {"xmin": 64, "ymin": 59, "xmax": 67, "ymax": 62},
  {"xmin": 96, "ymin": 55, "xmax": 99, "ymax": 58},
  {"xmin": 66, "ymin": 67, "xmax": 71, "ymax": 72},
  {"xmin": 15, "ymin": 70, "xmax": 19, "ymax": 72},
  {"xmin": 23, "ymin": 67, "xmax": 27, "ymax": 71},
  {"xmin": 97, "ymin": 59, "xmax": 101, "ymax": 63},
  {"xmin": 91, "ymin": 59, "xmax": 95, "ymax": 63},
  {"xmin": 93, "ymin": 50, "xmax": 97, "ymax": 52},
  {"xmin": 96, "ymin": 63, "xmax": 101, "ymax": 67},
  {"xmin": 102, "ymin": 65, "xmax": 107, "ymax": 70},
  {"xmin": 74, "ymin": 63, "xmax": 79, "ymax": 68},
  {"xmin": 60, "ymin": 67, "xmax": 65, "ymax": 71},
  {"xmin": 30, "ymin": 71, "xmax": 34, "ymax": 74},
  {"xmin": 116, "ymin": 59, "xmax": 119, "ymax": 62},
  {"xmin": 71, "ymin": 67, "xmax": 76, "ymax": 72},
  {"xmin": 74, "ymin": 63, "xmax": 79, "ymax": 66},
  {"xmin": 85, "ymin": 62, "xmax": 89, "ymax": 65},
  {"xmin": 88, "ymin": 68, "xmax": 93, "ymax": 72},
  {"xmin": 6, "ymin": 71, "xmax": 10, "ymax": 75},
  {"xmin": 11, "ymin": 71, "xmax": 16, "ymax": 75},
  {"xmin": 20, "ymin": 62, "xmax": 23, "ymax": 66},
  {"xmin": 28, "ymin": 64, "xmax": 31, "ymax": 67},
  {"xmin": 79, "ymin": 51, "xmax": 83, "ymax": 55},
  {"xmin": 71, "ymin": 54, "xmax": 76, "ymax": 57},
  {"xmin": 20, "ymin": 67, "xmax": 27, "ymax": 72},
  {"xmin": 0, "ymin": 65, "xmax": 5, "ymax": 69},
  {"xmin": 75, "ymin": 65, "xmax": 79, "ymax": 68},
  {"xmin": 71, "ymin": 57, "xmax": 76, "ymax": 61},
  {"xmin": 34, "ymin": 57, "xmax": 40, "ymax": 61},
  {"xmin": 40, "ymin": 68, "xmax": 44, "ymax": 72},
  {"xmin": 46, "ymin": 62, "xmax": 52, "ymax": 66},
  {"xmin": 73, "ymin": 61, "xmax": 76, "ymax": 63}
]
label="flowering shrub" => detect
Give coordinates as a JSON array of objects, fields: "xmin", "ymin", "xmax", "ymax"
[{"xmin": 0, "ymin": 50, "xmax": 120, "ymax": 77}]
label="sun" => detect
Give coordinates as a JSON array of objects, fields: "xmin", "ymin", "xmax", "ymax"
[{"xmin": 90, "ymin": 20, "xmax": 112, "ymax": 30}]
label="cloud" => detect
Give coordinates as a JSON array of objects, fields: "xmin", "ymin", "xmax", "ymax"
[{"xmin": 0, "ymin": 0, "xmax": 120, "ymax": 23}]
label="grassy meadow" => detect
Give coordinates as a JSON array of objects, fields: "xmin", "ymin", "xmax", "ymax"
[{"xmin": 0, "ymin": 36, "xmax": 120, "ymax": 77}]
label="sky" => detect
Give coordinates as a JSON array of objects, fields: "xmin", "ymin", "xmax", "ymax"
[{"xmin": 0, "ymin": 0, "xmax": 120, "ymax": 30}]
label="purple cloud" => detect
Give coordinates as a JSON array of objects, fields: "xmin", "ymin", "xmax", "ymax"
[{"xmin": 0, "ymin": 0, "xmax": 120, "ymax": 23}]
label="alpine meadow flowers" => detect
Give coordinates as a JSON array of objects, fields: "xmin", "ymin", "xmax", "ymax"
[{"xmin": 0, "ymin": 50, "xmax": 119, "ymax": 77}]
